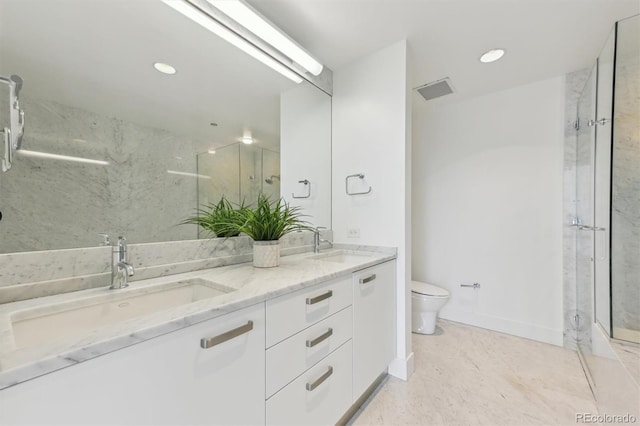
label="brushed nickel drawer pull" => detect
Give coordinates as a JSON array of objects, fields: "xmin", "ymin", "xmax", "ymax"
[
  {"xmin": 200, "ymin": 320, "xmax": 253, "ymax": 349},
  {"xmin": 359, "ymin": 274, "xmax": 377, "ymax": 284},
  {"xmin": 306, "ymin": 328, "xmax": 333, "ymax": 347},
  {"xmin": 306, "ymin": 366, "xmax": 333, "ymax": 391},
  {"xmin": 306, "ymin": 290, "xmax": 333, "ymax": 305}
]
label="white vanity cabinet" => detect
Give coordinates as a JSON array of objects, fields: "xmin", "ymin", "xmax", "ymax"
[
  {"xmin": 352, "ymin": 260, "xmax": 397, "ymax": 401},
  {"xmin": 265, "ymin": 277, "xmax": 354, "ymax": 425},
  {"xmin": 0, "ymin": 303, "xmax": 266, "ymax": 425}
]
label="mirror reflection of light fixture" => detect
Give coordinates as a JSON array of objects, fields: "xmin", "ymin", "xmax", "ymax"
[
  {"xmin": 161, "ymin": 0, "xmax": 303, "ymax": 83},
  {"xmin": 207, "ymin": 0, "xmax": 323, "ymax": 76},
  {"xmin": 167, "ymin": 170, "xmax": 212, "ymax": 179},
  {"xmin": 17, "ymin": 150, "xmax": 109, "ymax": 166},
  {"xmin": 241, "ymin": 136, "xmax": 254, "ymax": 145},
  {"xmin": 207, "ymin": 149, "xmax": 217, "ymax": 154}
]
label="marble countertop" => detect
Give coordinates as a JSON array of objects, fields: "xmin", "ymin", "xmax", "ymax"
[{"xmin": 0, "ymin": 247, "xmax": 395, "ymax": 390}]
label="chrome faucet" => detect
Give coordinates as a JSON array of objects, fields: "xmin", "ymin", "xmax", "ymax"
[
  {"xmin": 99, "ymin": 234, "xmax": 135, "ymax": 289},
  {"xmin": 313, "ymin": 226, "xmax": 333, "ymax": 253}
]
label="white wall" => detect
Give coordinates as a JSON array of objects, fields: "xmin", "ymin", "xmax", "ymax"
[
  {"xmin": 412, "ymin": 76, "xmax": 565, "ymax": 346},
  {"xmin": 280, "ymin": 83, "xmax": 332, "ymax": 228},
  {"xmin": 332, "ymin": 40, "xmax": 413, "ymax": 378}
]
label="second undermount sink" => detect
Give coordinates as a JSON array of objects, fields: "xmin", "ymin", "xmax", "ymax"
[
  {"xmin": 10, "ymin": 278, "xmax": 236, "ymax": 350},
  {"xmin": 310, "ymin": 250, "xmax": 374, "ymax": 264}
]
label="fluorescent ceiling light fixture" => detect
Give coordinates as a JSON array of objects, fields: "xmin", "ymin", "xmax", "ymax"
[
  {"xmin": 207, "ymin": 149, "xmax": 217, "ymax": 154},
  {"xmin": 167, "ymin": 170, "xmax": 212, "ymax": 179},
  {"xmin": 480, "ymin": 48, "xmax": 505, "ymax": 63},
  {"xmin": 161, "ymin": 0, "xmax": 302, "ymax": 83},
  {"xmin": 154, "ymin": 62, "xmax": 177, "ymax": 74},
  {"xmin": 18, "ymin": 150, "xmax": 109, "ymax": 166},
  {"xmin": 207, "ymin": 0, "xmax": 323, "ymax": 76},
  {"xmin": 241, "ymin": 136, "xmax": 254, "ymax": 144}
]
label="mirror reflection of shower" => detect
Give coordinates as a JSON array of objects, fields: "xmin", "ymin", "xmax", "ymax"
[
  {"xmin": 265, "ymin": 175, "xmax": 280, "ymax": 185},
  {"xmin": 196, "ymin": 143, "xmax": 280, "ymax": 219}
]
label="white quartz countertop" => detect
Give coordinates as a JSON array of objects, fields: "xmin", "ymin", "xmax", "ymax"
[{"xmin": 0, "ymin": 247, "xmax": 395, "ymax": 390}]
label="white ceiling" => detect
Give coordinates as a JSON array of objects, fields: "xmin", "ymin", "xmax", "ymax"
[
  {"xmin": 1, "ymin": 0, "xmax": 637, "ymax": 150},
  {"xmin": 249, "ymin": 0, "xmax": 640, "ymax": 103}
]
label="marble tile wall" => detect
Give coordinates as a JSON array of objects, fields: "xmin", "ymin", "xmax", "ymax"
[
  {"xmin": 563, "ymin": 68, "xmax": 591, "ymax": 350},
  {"xmin": 0, "ymin": 94, "xmax": 198, "ymax": 254},
  {"xmin": 0, "ymin": 229, "xmax": 328, "ymax": 304},
  {"xmin": 611, "ymin": 16, "xmax": 640, "ymax": 337}
]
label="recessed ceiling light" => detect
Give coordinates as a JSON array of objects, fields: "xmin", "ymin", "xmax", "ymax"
[
  {"xmin": 207, "ymin": 149, "xmax": 217, "ymax": 154},
  {"xmin": 153, "ymin": 62, "xmax": 177, "ymax": 74},
  {"xmin": 241, "ymin": 136, "xmax": 254, "ymax": 145},
  {"xmin": 480, "ymin": 49, "xmax": 505, "ymax": 63}
]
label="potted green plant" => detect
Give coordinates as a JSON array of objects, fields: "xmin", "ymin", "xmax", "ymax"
[
  {"xmin": 235, "ymin": 194, "xmax": 311, "ymax": 268},
  {"xmin": 181, "ymin": 196, "xmax": 247, "ymax": 238}
]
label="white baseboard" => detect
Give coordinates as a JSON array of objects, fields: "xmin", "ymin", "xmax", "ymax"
[
  {"xmin": 388, "ymin": 351, "xmax": 415, "ymax": 380},
  {"xmin": 439, "ymin": 308, "xmax": 563, "ymax": 347}
]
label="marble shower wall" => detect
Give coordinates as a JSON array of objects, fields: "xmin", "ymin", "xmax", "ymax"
[
  {"xmin": 611, "ymin": 16, "xmax": 640, "ymax": 337},
  {"xmin": 563, "ymin": 68, "xmax": 591, "ymax": 350},
  {"xmin": 0, "ymin": 94, "xmax": 199, "ymax": 254}
]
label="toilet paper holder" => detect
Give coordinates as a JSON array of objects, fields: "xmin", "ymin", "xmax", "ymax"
[{"xmin": 460, "ymin": 282, "xmax": 481, "ymax": 289}]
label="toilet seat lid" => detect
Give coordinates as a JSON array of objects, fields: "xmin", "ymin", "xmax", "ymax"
[{"xmin": 411, "ymin": 281, "xmax": 449, "ymax": 297}]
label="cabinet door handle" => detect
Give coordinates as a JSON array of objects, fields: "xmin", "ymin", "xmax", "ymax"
[
  {"xmin": 306, "ymin": 366, "xmax": 333, "ymax": 391},
  {"xmin": 306, "ymin": 290, "xmax": 333, "ymax": 305},
  {"xmin": 359, "ymin": 274, "xmax": 377, "ymax": 284},
  {"xmin": 200, "ymin": 320, "xmax": 253, "ymax": 349},
  {"xmin": 306, "ymin": 328, "xmax": 333, "ymax": 347}
]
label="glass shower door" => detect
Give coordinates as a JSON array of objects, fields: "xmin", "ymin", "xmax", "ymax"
[{"xmin": 575, "ymin": 65, "xmax": 597, "ymax": 351}]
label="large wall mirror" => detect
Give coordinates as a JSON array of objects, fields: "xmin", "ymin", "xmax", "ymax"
[{"xmin": 0, "ymin": 0, "xmax": 331, "ymax": 254}]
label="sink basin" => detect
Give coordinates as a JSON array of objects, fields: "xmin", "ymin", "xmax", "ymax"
[
  {"xmin": 11, "ymin": 278, "xmax": 235, "ymax": 349},
  {"xmin": 310, "ymin": 250, "xmax": 374, "ymax": 264}
]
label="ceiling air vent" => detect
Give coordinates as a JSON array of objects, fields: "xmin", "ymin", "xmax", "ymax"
[{"xmin": 415, "ymin": 78, "xmax": 454, "ymax": 101}]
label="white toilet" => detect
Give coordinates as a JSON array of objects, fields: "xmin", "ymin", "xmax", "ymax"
[{"xmin": 411, "ymin": 280, "xmax": 450, "ymax": 334}]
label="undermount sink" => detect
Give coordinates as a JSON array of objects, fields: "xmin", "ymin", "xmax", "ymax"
[
  {"xmin": 10, "ymin": 278, "xmax": 236, "ymax": 350},
  {"xmin": 310, "ymin": 250, "xmax": 374, "ymax": 264}
]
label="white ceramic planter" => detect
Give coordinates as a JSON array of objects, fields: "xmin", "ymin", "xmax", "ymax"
[{"xmin": 253, "ymin": 240, "xmax": 280, "ymax": 268}]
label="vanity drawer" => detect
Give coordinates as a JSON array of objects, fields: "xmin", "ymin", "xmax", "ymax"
[
  {"xmin": 266, "ymin": 340, "xmax": 352, "ymax": 426},
  {"xmin": 266, "ymin": 306, "xmax": 352, "ymax": 398},
  {"xmin": 266, "ymin": 276, "xmax": 352, "ymax": 347}
]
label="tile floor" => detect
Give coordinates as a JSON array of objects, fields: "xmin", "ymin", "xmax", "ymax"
[{"xmin": 351, "ymin": 320, "xmax": 599, "ymax": 426}]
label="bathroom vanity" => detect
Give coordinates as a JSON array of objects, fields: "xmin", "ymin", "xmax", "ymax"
[{"xmin": 0, "ymin": 249, "xmax": 396, "ymax": 425}]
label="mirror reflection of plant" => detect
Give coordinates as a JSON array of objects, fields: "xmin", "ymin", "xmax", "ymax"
[
  {"xmin": 181, "ymin": 196, "xmax": 248, "ymax": 238},
  {"xmin": 234, "ymin": 194, "xmax": 312, "ymax": 241}
]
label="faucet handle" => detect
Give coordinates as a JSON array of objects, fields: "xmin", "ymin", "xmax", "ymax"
[
  {"xmin": 116, "ymin": 236, "xmax": 128, "ymax": 249},
  {"xmin": 315, "ymin": 226, "xmax": 327, "ymax": 232},
  {"xmin": 98, "ymin": 233, "xmax": 111, "ymax": 246}
]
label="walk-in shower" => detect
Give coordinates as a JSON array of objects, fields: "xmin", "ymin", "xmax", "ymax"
[
  {"xmin": 195, "ymin": 143, "xmax": 280, "ymax": 236},
  {"xmin": 570, "ymin": 14, "xmax": 639, "ymax": 414}
]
